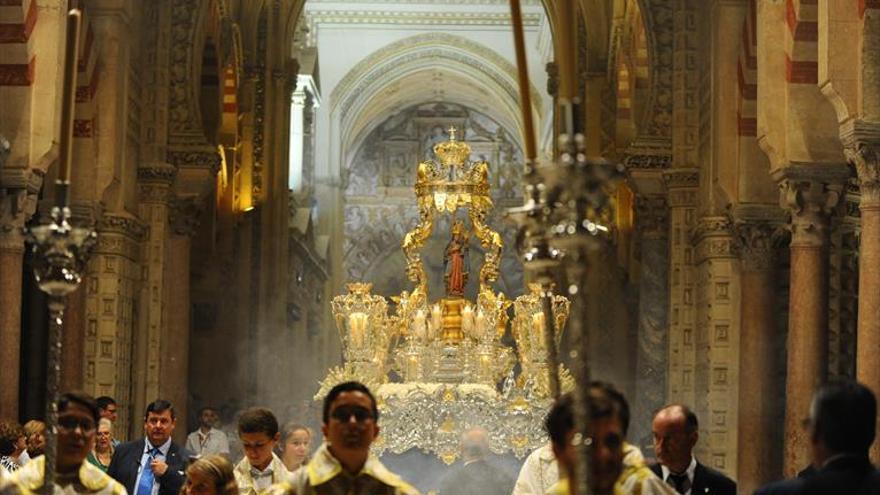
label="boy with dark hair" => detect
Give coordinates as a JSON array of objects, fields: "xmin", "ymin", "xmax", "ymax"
[
  {"xmin": 234, "ymin": 407, "xmax": 290, "ymax": 495},
  {"xmin": 270, "ymin": 381, "xmax": 418, "ymax": 495}
]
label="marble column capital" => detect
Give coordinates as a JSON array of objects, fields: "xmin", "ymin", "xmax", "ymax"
[
  {"xmin": 733, "ymin": 220, "xmax": 788, "ymax": 272},
  {"xmin": 845, "ymin": 141, "xmax": 880, "ymax": 207},
  {"xmin": 773, "ymin": 166, "xmax": 849, "ymax": 247},
  {"xmin": 169, "ymin": 195, "xmax": 203, "ymax": 237}
]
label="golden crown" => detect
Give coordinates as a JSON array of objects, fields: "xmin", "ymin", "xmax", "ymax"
[{"xmin": 433, "ymin": 126, "xmax": 471, "ymax": 167}]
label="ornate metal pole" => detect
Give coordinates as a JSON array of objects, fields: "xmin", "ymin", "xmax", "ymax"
[
  {"xmin": 508, "ymin": 2, "xmax": 622, "ymax": 493},
  {"xmin": 27, "ymin": 9, "xmax": 96, "ymax": 495}
]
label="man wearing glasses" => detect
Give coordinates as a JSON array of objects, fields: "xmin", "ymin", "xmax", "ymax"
[
  {"xmin": 271, "ymin": 381, "xmax": 419, "ymax": 495},
  {"xmin": 6, "ymin": 391, "xmax": 126, "ymax": 495},
  {"xmin": 108, "ymin": 399, "xmax": 191, "ymax": 495}
]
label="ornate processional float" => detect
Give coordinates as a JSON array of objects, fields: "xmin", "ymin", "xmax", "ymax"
[{"xmin": 318, "ymin": 128, "xmax": 573, "ymax": 464}]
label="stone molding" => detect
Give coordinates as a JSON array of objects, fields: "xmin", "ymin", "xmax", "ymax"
[
  {"xmin": 662, "ymin": 168, "xmax": 699, "ymax": 189},
  {"xmin": 692, "ymin": 215, "xmax": 735, "ymax": 263},
  {"xmin": 96, "ymin": 213, "xmax": 147, "ymax": 261},
  {"xmin": 634, "ymin": 194, "xmax": 668, "ymax": 238},
  {"xmin": 98, "ymin": 213, "xmax": 148, "ymax": 241},
  {"xmin": 305, "ymin": 10, "xmax": 541, "ymax": 26},
  {"xmin": 169, "ymin": 195, "xmax": 203, "ymax": 237},
  {"xmin": 168, "ymin": 0, "xmax": 201, "ymax": 137},
  {"xmin": 773, "ymin": 166, "xmax": 850, "ymax": 248},
  {"xmin": 638, "ymin": 0, "xmax": 674, "ymax": 138},
  {"xmin": 331, "ymin": 33, "xmax": 542, "ymax": 118},
  {"xmin": 167, "ymin": 149, "xmax": 222, "ymax": 174},
  {"xmin": 139, "ymin": 162, "xmax": 177, "ymax": 204},
  {"xmin": 662, "ymin": 168, "xmax": 699, "ymax": 208},
  {"xmin": 138, "ymin": 162, "xmax": 177, "ymax": 184}
]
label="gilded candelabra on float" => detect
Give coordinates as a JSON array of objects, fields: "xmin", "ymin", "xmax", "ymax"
[
  {"xmin": 320, "ymin": 129, "xmax": 573, "ymax": 464},
  {"xmin": 27, "ymin": 9, "xmax": 97, "ymax": 495}
]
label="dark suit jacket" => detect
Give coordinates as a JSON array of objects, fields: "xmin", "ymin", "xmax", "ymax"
[
  {"xmin": 437, "ymin": 459, "xmax": 515, "ymax": 495},
  {"xmin": 649, "ymin": 462, "xmax": 737, "ymax": 495},
  {"xmin": 107, "ymin": 439, "xmax": 191, "ymax": 495},
  {"xmin": 754, "ymin": 455, "xmax": 880, "ymax": 495}
]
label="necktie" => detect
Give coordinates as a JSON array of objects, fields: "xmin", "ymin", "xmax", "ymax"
[
  {"xmin": 136, "ymin": 447, "xmax": 161, "ymax": 495},
  {"xmin": 667, "ymin": 472, "xmax": 691, "ymax": 494}
]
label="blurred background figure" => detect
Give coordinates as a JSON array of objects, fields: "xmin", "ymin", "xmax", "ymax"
[
  {"xmin": 437, "ymin": 427, "xmax": 514, "ymax": 495},
  {"xmin": 755, "ymin": 380, "xmax": 880, "ymax": 495},
  {"xmin": 22, "ymin": 421, "xmax": 45, "ymax": 461},
  {"xmin": 183, "ymin": 455, "xmax": 238, "ymax": 495},
  {"xmin": 0, "ymin": 421, "xmax": 25, "ymax": 473},
  {"xmin": 87, "ymin": 418, "xmax": 115, "ymax": 472},
  {"xmin": 96, "ymin": 397, "xmax": 121, "ymax": 446},
  {"xmin": 278, "ymin": 423, "xmax": 311, "ymax": 473},
  {"xmin": 186, "ymin": 407, "xmax": 230, "ymax": 458}
]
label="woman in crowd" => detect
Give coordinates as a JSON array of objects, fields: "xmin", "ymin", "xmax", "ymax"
[
  {"xmin": 22, "ymin": 421, "xmax": 45, "ymax": 460},
  {"xmin": 278, "ymin": 423, "xmax": 311, "ymax": 473},
  {"xmin": 86, "ymin": 418, "xmax": 114, "ymax": 472},
  {"xmin": 0, "ymin": 420, "xmax": 24, "ymax": 473},
  {"xmin": 182, "ymin": 455, "xmax": 238, "ymax": 495}
]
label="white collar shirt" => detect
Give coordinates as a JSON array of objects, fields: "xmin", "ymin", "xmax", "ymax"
[
  {"xmin": 185, "ymin": 428, "xmax": 230, "ymax": 457},
  {"xmin": 660, "ymin": 457, "xmax": 697, "ymax": 495}
]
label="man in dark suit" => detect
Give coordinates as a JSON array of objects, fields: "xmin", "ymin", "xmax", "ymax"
[
  {"xmin": 108, "ymin": 399, "xmax": 191, "ymax": 495},
  {"xmin": 754, "ymin": 380, "xmax": 880, "ymax": 495},
  {"xmin": 650, "ymin": 404, "xmax": 736, "ymax": 495},
  {"xmin": 437, "ymin": 427, "xmax": 515, "ymax": 495}
]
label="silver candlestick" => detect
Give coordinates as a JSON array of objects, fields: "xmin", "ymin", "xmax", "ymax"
[{"xmin": 28, "ymin": 204, "xmax": 96, "ymax": 495}]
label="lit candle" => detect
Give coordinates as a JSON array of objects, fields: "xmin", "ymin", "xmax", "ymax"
[
  {"xmin": 431, "ymin": 304, "xmax": 442, "ymax": 335},
  {"xmin": 475, "ymin": 310, "xmax": 486, "ymax": 339},
  {"xmin": 413, "ymin": 310, "xmax": 426, "ymax": 340},
  {"xmin": 461, "ymin": 305, "xmax": 474, "ymax": 336},
  {"xmin": 532, "ymin": 312, "xmax": 546, "ymax": 350},
  {"xmin": 348, "ymin": 312, "xmax": 367, "ymax": 348}
]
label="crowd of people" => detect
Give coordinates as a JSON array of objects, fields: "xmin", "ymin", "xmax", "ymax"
[{"xmin": 0, "ymin": 379, "xmax": 877, "ymax": 495}]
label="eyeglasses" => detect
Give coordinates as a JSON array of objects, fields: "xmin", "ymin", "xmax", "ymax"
[
  {"xmin": 330, "ymin": 406, "xmax": 374, "ymax": 423},
  {"xmin": 57, "ymin": 415, "xmax": 96, "ymax": 433}
]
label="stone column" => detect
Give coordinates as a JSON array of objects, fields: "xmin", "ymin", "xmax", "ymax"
[
  {"xmin": 692, "ymin": 216, "xmax": 739, "ymax": 475},
  {"xmin": 164, "ymin": 196, "xmax": 201, "ymax": 444},
  {"xmin": 134, "ymin": 163, "xmax": 176, "ymax": 436},
  {"xmin": 733, "ymin": 209, "xmax": 787, "ymax": 492},
  {"xmin": 774, "ymin": 167, "xmax": 847, "ymax": 476},
  {"xmin": 631, "ymin": 194, "xmax": 669, "ymax": 451},
  {"xmin": 0, "ymin": 206, "xmax": 25, "ymax": 419},
  {"xmin": 845, "ymin": 137, "xmax": 880, "ymax": 461},
  {"xmin": 289, "ymin": 82, "xmax": 306, "ymax": 192},
  {"xmin": 662, "ymin": 169, "xmax": 699, "ymax": 407}
]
